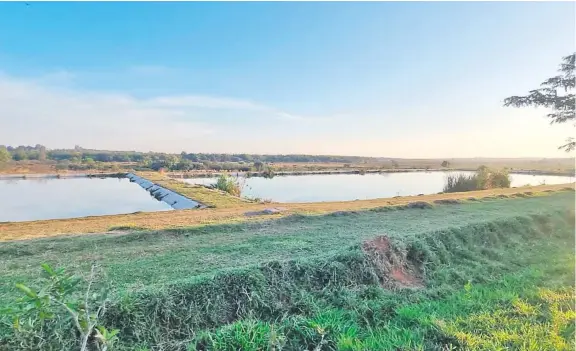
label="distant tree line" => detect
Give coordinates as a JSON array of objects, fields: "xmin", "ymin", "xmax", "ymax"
[
  {"xmin": 1, "ymin": 144, "xmax": 47, "ymax": 161},
  {"xmin": 0, "ymin": 144, "xmax": 386, "ymax": 171}
]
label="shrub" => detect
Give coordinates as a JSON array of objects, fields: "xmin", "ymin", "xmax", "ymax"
[
  {"xmin": 212, "ymin": 174, "xmax": 244, "ymax": 197},
  {"xmin": 443, "ymin": 174, "xmax": 478, "ymax": 193},
  {"xmin": 486, "ymin": 169, "xmax": 511, "ymax": 189},
  {"xmin": 444, "ymin": 167, "xmax": 511, "ymax": 193}
]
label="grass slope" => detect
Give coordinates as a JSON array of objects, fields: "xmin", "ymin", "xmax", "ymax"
[{"xmin": 0, "ymin": 192, "xmax": 574, "ymax": 350}]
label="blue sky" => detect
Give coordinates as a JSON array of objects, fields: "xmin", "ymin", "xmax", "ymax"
[{"xmin": 0, "ymin": 2, "xmax": 574, "ymax": 157}]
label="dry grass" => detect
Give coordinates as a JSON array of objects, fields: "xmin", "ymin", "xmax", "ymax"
[
  {"xmin": 0, "ymin": 161, "xmax": 132, "ymax": 176},
  {"xmin": 0, "ymin": 161, "xmax": 59, "ymax": 175},
  {"xmin": 1, "ymin": 183, "xmax": 572, "ymax": 242}
]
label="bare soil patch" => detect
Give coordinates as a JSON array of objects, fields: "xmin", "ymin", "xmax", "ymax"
[{"xmin": 362, "ymin": 235, "xmax": 424, "ymax": 289}]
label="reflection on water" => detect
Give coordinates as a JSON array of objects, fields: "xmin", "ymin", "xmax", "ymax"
[
  {"xmin": 0, "ymin": 177, "xmax": 172, "ymax": 222},
  {"xmin": 183, "ymin": 171, "xmax": 574, "ymax": 203}
]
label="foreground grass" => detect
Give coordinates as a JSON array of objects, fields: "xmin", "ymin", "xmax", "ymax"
[
  {"xmin": 0, "ymin": 191, "xmax": 574, "ymax": 349},
  {"xmin": 192, "ymin": 259, "xmax": 574, "ymax": 351},
  {"xmin": 0, "ymin": 183, "xmax": 572, "ymax": 241}
]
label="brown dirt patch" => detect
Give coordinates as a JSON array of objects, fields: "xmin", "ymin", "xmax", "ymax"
[
  {"xmin": 363, "ymin": 235, "xmax": 390, "ymax": 252},
  {"xmin": 362, "ymin": 235, "xmax": 424, "ymax": 289},
  {"xmin": 390, "ymin": 267, "xmax": 422, "ymax": 287}
]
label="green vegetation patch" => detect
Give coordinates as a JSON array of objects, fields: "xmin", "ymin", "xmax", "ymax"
[{"xmin": 191, "ymin": 261, "xmax": 575, "ymax": 351}]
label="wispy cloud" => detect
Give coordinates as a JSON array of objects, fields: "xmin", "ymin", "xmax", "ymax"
[
  {"xmin": 0, "ymin": 72, "xmax": 328, "ymax": 152},
  {"xmin": 148, "ymin": 94, "xmax": 331, "ymax": 123}
]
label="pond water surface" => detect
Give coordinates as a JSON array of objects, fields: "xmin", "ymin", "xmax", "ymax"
[
  {"xmin": 182, "ymin": 171, "xmax": 574, "ymax": 203},
  {"xmin": 0, "ymin": 177, "xmax": 172, "ymax": 222}
]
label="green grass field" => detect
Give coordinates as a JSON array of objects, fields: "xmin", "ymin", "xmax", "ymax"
[{"xmin": 0, "ymin": 191, "xmax": 574, "ymax": 350}]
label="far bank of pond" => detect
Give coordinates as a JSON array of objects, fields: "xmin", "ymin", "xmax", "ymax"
[{"xmin": 182, "ymin": 171, "xmax": 575, "ymax": 203}]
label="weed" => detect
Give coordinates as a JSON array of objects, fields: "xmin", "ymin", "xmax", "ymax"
[
  {"xmin": 1, "ymin": 264, "xmax": 118, "ymax": 351},
  {"xmin": 211, "ymin": 174, "xmax": 245, "ymax": 197}
]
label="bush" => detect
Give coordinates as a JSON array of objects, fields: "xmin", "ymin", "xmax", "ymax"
[
  {"xmin": 212, "ymin": 174, "xmax": 244, "ymax": 197},
  {"xmin": 443, "ymin": 174, "xmax": 478, "ymax": 193},
  {"xmin": 444, "ymin": 167, "xmax": 511, "ymax": 193},
  {"xmin": 485, "ymin": 169, "xmax": 511, "ymax": 189}
]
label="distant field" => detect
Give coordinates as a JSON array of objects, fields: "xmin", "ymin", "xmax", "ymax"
[
  {"xmin": 271, "ymin": 157, "xmax": 575, "ymax": 173},
  {"xmin": 0, "ymin": 191, "xmax": 574, "ymax": 350}
]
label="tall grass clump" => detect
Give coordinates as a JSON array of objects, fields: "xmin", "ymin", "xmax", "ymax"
[
  {"xmin": 444, "ymin": 166, "xmax": 511, "ymax": 193},
  {"xmin": 443, "ymin": 174, "xmax": 478, "ymax": 193},
  {"xmin": 212, "ymin": 174, "xmax": 245, "ymax": 197}
]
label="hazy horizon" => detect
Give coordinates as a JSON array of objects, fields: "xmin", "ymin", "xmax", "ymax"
[{"xmin": 0, "ymin": 2, "xmax": 574, "ymax": 158}]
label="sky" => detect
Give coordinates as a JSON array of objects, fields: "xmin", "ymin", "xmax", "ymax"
[{"xmin": 0, "ymin": 2, "xmax": 574, "ymax": 158}]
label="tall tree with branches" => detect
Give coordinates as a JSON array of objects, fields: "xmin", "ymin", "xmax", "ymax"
[{"xmin": 503, "ymin": 53, "xmax": 575, "ymax": 152}]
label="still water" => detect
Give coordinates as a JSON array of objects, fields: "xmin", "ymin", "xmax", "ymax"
[
  {"xmin": 183, "ymin": 171, "xmax": 574, "ymax": 203},
  {"xmin": 0, "ymin": 177, "xmax": 172, "ymax": 222}
]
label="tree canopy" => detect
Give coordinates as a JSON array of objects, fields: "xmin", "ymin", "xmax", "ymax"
[
  {"xmin": 0, "ymin": 146, "xmax": 11, "ymax": 163},
  {"xmin": 503, "ymin": 53, "xmax": 575, "ymax": 152}
]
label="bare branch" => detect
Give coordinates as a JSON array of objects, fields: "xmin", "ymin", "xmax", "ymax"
[{"xmin": 558, "ymin": 137, "xmax": 576, "ymax": 152}]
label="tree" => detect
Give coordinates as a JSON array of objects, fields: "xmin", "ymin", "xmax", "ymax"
[
  {"xmin": 441, "ymin": 160, "xmax": 450, "ymax": 168},
  {"xmin": 12, "ymin": 149, "xmax": 28, "ymax": 161},
  {"xmin": 253, "ymin": 161, "xmax": 265, "ymax": 171},
  {"xmin": 174, "ymin": 159, "xmax": 192, "ymax": 171},
  {"xmin": 83, "ymin": 157, "xmax": 96, "ymax": 168},
  {"xmin": 504, "ymin": 53, "xmax": 575, "ymax": 152},
  {"xmin": 0, "ymin": 146, "xmax": 11, "ymax": 163},
  {"xmin": 164, "ymin": 154, "xmax": 179, "ymax": 169},
  {"xmin": 36, "ymin": 144, "xmax": 47, "ymax": 161}
]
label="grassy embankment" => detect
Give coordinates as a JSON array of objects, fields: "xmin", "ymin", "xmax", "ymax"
[
  {"xmin": 0, "ymin": 183, "xmax": 573, "ymax": 241},
  {"xmin": 135, "ymin": 171, "xmax": 251, "ymax": 208},
  {"xmin": 0, "ymin": 191, "xmax": 574, "ymax": 350}
]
